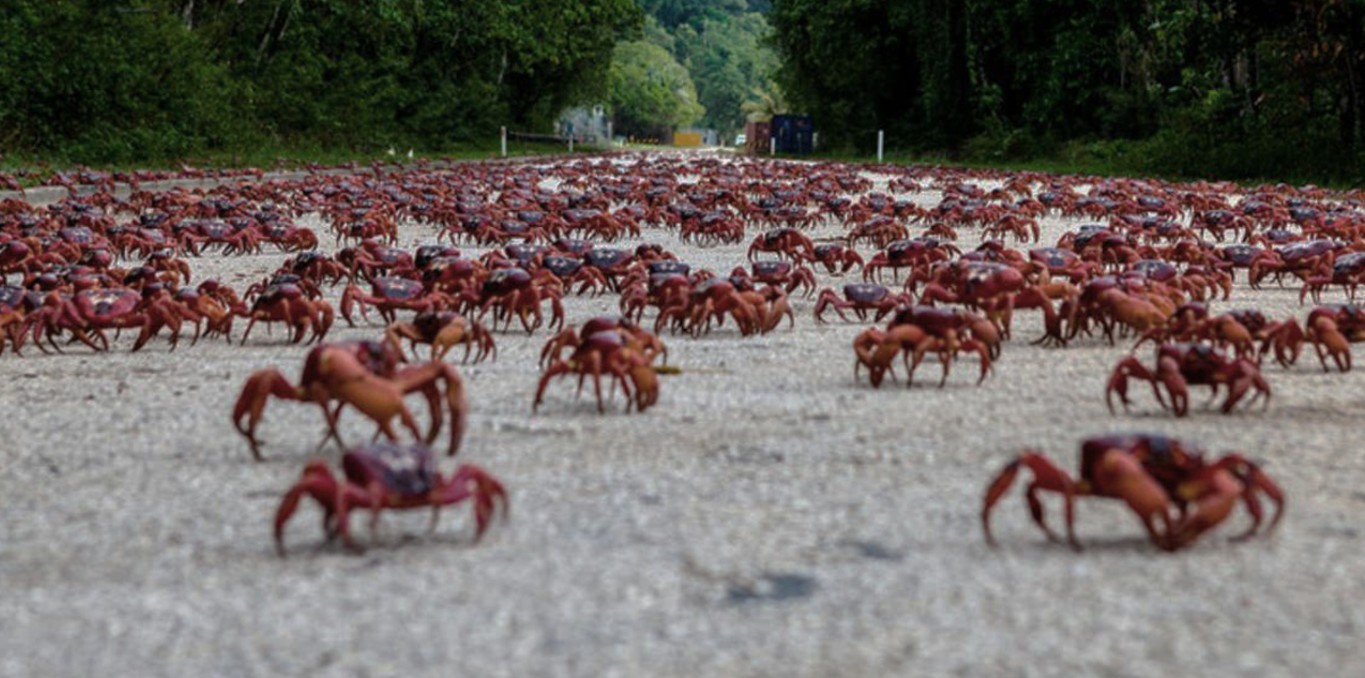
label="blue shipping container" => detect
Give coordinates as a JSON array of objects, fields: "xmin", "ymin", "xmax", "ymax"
[{"xmin": 771, "ymin": 114, "xmax": 814, "ymax": 155}]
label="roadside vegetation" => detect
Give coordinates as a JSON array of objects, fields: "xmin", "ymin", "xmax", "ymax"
[
  {"xmin": 770, "ymin": 1, "xmax": 1365, "ymax": 184},
  {"xmin": 3, "ymin": 1, "xmax": 1362, "ymax": 187}
]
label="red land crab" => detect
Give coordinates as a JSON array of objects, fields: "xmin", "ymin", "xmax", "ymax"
[
  {"xmin": 1248, "ymin": 239, "xmax": 1344, "ymax": 289},
  {"xmin": 337, "ymin": 241, "xmax": 415, "ymax": 282},
  {"xmin": 618, "ymin": 262, "xmax": 700, "ymax": 326},
  {"xmin": 1029, "ymin": 247, "xmax": 1100, "ymax": 283},
  {"xmin": 981, "ymin": 214, "xmax": 1040, "ymax": 243},
  {"xmin": 656, "ymin": 276, "xmax": 791, "ymax": 338},
  {"xmin": 174, "ymin": 218, "xmax": 261, "ymax": 255},
  {"xmin": 232, "ymin": 340, "xmax": 467, "ymax": 460},
  {"xmin": 580, "ymin": 247, "xmax": 640, "ymax": 292},
  {"xmin": 0, "ymin": 284, "xmax": 37, "ymax": 354},
  {"xmin": 1303, "ymin": 303, "xmax": 1365, "ymax": 371},
  {"xmin": 747, "ymin": 227, "xmax": 816, "ymax": 262},
  {"xmin": 1106, "ymin": 343, "xmax": 1271, "ymax": 417},
  {"xmin": 862, "ymin": 237, "xmax": 961, "ymax": 283},
  {"xmin": 539, "ymin": 255, "xmax": 612, "ymax": 295},
  {"xmin": 384, "ymin": 310, "xmax": 496, "ymax": 363},
  {"xmin": 539, "ymin": 315, "xmax": 667, "ymax": 371},
  {"xmin": 534, "ymin": 319, "xmax": 664, "ymax": 413},
  {"xmin": 468, "ymin": 267, "xmax": 566, "ymax": 334},
  {"xmin": 239, "ymin": 282, "xmax": 335, "ymax": 345},
  {"xmin": 256, "ymin": 218, "xmax": 320, "ymax": 252},
  {"xmin": 852, "ymin": 304, "xmax": 998, "ymax": 388},
  {"xmin": 29, "ymin": 287, "xmax": 185, "ymax": 353},
  {"xmin": 811, "ymin": 243, "xmax": 865, "ymax": 275},
  {"xmin": 919, "ymin": 260, "xmax": 1070, "ymax": 344},
  {"xmin": 890, "ymin": 303, "xmax": 1002, "ymax": 360},
  {"xmin": 680, "ymin": 210, "xmax": 746, "ymax": 246},
  {"xmin": 1299, "ymin": 251, "xmax": 1365, "ymax": 303},
  {"xmin": 813, "ymin": 283, "xmax": 912, "ymax": 323},
  {"xmin": 982, "ymin": 433, "xmax": 1284, "ymax": 551},
  {"xmin": 845, "ymin": 215, "xmax": 909, "ymax": 249},
  {"xmin": 852, "ymin": 324, "xmax": 956, "ymax": 388},
  {"xmin": 1061, "ymin": 278, "xmax": 1177, "ymax": 345},
  {"xmin": 1191, "ymin": 209, "xmax": 1253, "ymax": 242},
  {"xmin": 274, "ymin": 442, "xmax": 507, "ymax": 555},
  {"xmin": 170, "ymin": 285, "xmax": 237, "ymax": 345},
  {"xmin": 733, "ymin": 260, "xmax": 817, "ymax": 298},
  {"xmin": 283, "ymin": 250, "xmax": 350, "ymax": 287},
  {"xmin": 340, "ymin": 277, "xmax": 455, "ymax": 326}
]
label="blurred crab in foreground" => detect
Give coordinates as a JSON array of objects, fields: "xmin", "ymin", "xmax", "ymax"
[
  {"xmin": 982, "ymin": 433, "xmax": 1284, "ymax": 551},
  {"xmin": 274, "ymin": 442, "xmax": 507, "ymax": 555},
  {"xmin": 231, "ymin": 340, "xmax": 466, "ymax": 460}
]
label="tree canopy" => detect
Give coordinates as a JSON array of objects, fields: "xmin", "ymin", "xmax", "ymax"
[
  {"xmin": 0, "ymin": 0, "xmax": 641, "ymax": 162},
  {"xmin": 609, "ymin": 39, "xmax": 706, "ymax": 139},
  {"xmin": 770, "ymin": 0, "xmax": 1365, "ymax": 181},
  {"xmin": 614, "ymin": 1, "xmax": 781, "ymax": 139}
]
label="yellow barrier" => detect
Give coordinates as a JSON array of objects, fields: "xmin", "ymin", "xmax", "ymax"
[{"xmin": 673, "ymin": 131, "xmax": 703, "ymax": 148}]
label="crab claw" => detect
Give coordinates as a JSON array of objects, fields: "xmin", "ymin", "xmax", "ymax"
[
  {"xmin": 442, "ymin": 464, "xmax": 510, "ymax": 540},
  {"xmin": 274, "ymin": 461, "xmax": 337, "ymax": 557},
  {"xmin": 232, "ymin": 368, "xmax": 302, "ymax": 461}
]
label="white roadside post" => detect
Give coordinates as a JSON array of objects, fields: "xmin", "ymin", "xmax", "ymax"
[
  {"xmin": 770, "ymin": 136, "xmax": 776, "ymax": 156},
  {"xmin": 877, "ymin": 130, "xmax": 884, "ymax": 163},
  {"xmin": 500, "ymin": 126, "xmax": 507, "ymax": 157}
]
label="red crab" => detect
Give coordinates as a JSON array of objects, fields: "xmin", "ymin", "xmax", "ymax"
[
  {"xmin": 232, "ymin": 340, "xmax": 467, "ymax": 460},
  {"xmin": 534, "ymin": 318, "xmax": 665, "ymax": 413},
  {"xmin": 747, "ymin": 227, "xmax": 816, "ymax": 262},
  {"xmin": 982, "ymin": 433, "xmax": 1284, "ymax": 551},
  {"xmin": 29, "ymin": 288, "xmax": 185, "ymax": 353},
  {"xmin": 852, "ymin": 305, "xmax": 997, "ymax": 388},
  {"xmin": 239, "ymin": 282, "xmax": 335, "ymax": 345},
  {"xmin": 1303, "ymin": 303, "xmax": 1365, "ymax": 371},
  {"xmin": 384, "ymin": 310, "xmax": 496, "ymax": 363},
  {"xmin": 468, "ymin": 267, "xmax": 566, "ymax": 334},
  {"xmin": 845, "ymin": 215, "xmax": 909, "ymax": 249},
  {"xmin": 733, "ymin": 260, "xmax": 817, "ymax": 298},
  {"xmin": 1248, "ymin": 239, "xmax": 1344, "ymax": 289},
  {"xmin": 813, "ymin": 283, "xmax": 912, "ymax": 323},
  {"xmin": 811, "ymin": 243, "xmax": 865, "ymax": 275},
  {"xmin": 1299, "ymin": 251, "xmax": 1365, "ymax": 303},
  {"xmin": 341, "ymin": 277, "xmax": 454, "ymax": 326},
  {"xmin": 862, "ymin": 237, "xmax": 960, "ymax": 283},
  {"xmin": 1106, "ymin": 343, "xmax": 1271, "ymax": 417},
  {"xmin": 274, "ymin": 442, "xmax": 507, "ymax": 555}
]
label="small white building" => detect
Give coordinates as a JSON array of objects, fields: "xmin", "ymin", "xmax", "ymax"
[{"xmin": 557, "ymin": 105, "xmax": 612, "ymax": 144}]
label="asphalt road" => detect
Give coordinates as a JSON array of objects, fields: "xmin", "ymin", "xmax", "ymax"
[{"xmin": 2, "ymin": 158, "xmax": 1363, "ymax": 677}]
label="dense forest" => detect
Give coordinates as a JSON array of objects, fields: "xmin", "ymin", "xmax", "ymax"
[
  {"xmin": 612, "ymin": 0, "xmax": 778, "ymax": 140},
  {"xmin": 1, "ymin": 1, "xmax": 1362, "ymax": 183},
  {"xmin": 0, "ymin": 0, "xmax": 640, "ymax": 162},
  {"xmin": 770, "ymin": 0, "xmax": 1365, "ymax": 181}
]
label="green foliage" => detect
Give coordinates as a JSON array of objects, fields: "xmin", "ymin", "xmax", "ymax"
[
  {"xmin": 629, "ymin": 1, "xmax": 780, "ymax": 139},
  {"xmin": 772, "ymin": 0, "xmax": 1365, "ymax": 182},
  {"xmin": 0, "ymin": 2, "xmax": 244, "ymax": 162},
  {"xmin": 770, "ymin": 0, "xmax": 971, "ymax": 152},
  {"xmin": 609, "ymin": 40, "xmax": 705, "ymax": 138},
  {"xmin": 0, "ymin": 0, "xmax": 641, "ymax": 164}
]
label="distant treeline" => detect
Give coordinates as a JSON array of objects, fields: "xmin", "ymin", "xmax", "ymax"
[
  {"xmin": 0, "ymin": 1, "xmax": 640, "ymax": 163},
  {"xmin": 771, "ymin": 1, "xmax": 1365, "ymax": 182}
]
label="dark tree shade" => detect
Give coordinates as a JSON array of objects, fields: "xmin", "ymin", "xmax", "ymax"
[{"xmin": 770, "ymin": 0, "xmax": 1365, "ymax": 180}]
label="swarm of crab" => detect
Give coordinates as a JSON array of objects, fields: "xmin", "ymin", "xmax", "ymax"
[{"xmin": 15, "ymin": 152, "xmax": 1365, "ymax": 553}]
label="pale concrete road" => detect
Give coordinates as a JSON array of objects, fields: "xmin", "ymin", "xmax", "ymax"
[{"xmin": 2, "ymin": 159, "xmax": 1362, "ymax": 677}]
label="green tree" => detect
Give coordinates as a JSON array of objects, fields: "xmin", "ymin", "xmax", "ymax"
[
  {"xmin": 0, "ymin": 1, "xmax": 242, "ymax": 161},
  {"xmin": 609, "ymin": 40, "xmax": 705, "ymax": 138},
  {"xmin": 0, "ymin": 1, "xmax": 640, "ymax": 162},
  {"xmin": 677, "ymin": 12, "xmax": 780, "ymax": 139}
]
